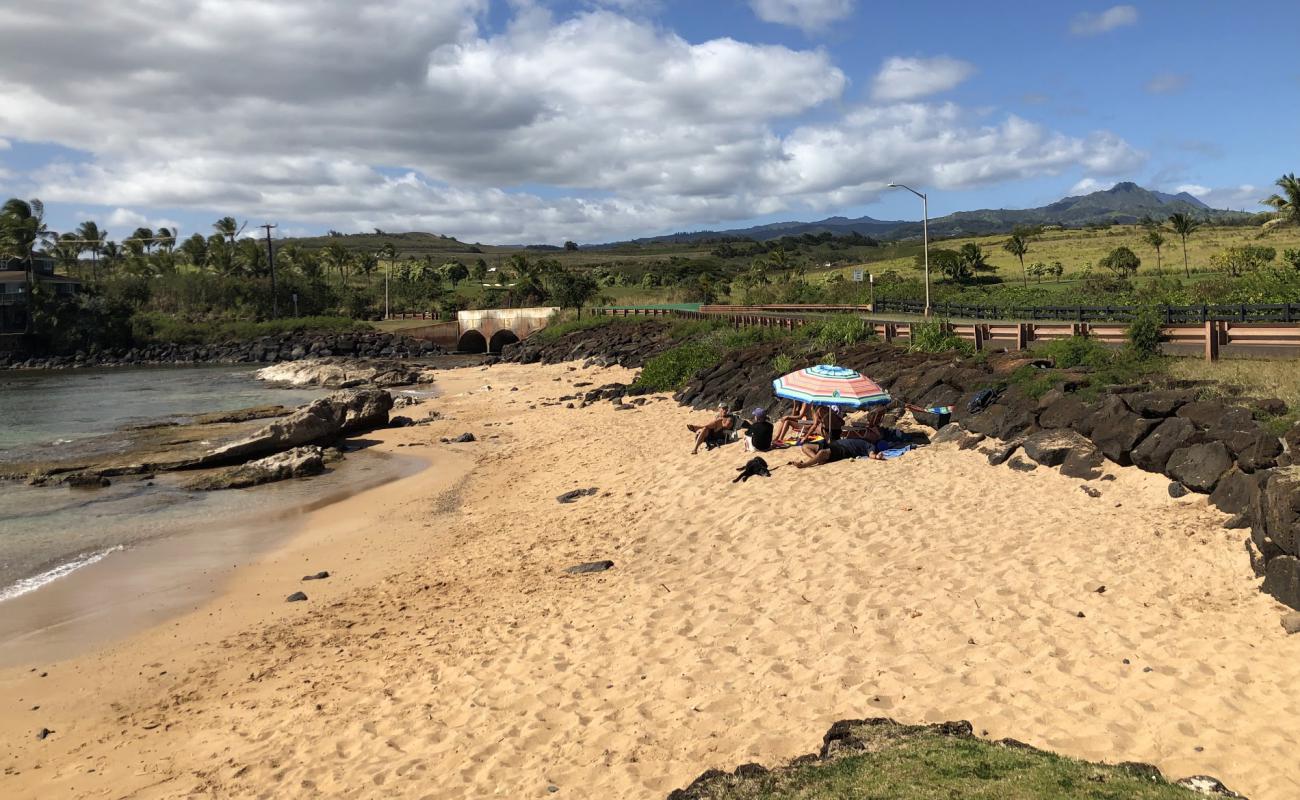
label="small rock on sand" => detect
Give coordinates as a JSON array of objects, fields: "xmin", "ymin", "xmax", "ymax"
[
  {"xmin": 1081, "ymin": 486, "xmax": 1101, "ymax": 498},
  {"xmin": 1281, "ymin": 612, "xmax": 1300, "ymax": 634},
  {"xmin": 1168, "ymin": 482, "xmax": 1190, "ymax": 498},
  {"xmin": 451, "ymin": 432, "xmax": 476, "ymax": 443},
  {"xmin": 286, "ymin": 591, "xmax": 308, "ymax": 602},
  {"xmin": 565, "ymin": 561, "xmax": 614, "ymax": 575},
  {"xmin": 302, "ymin": 571, "xmax": 330, "ymax": 581},
  {"xmin": 557, "ymin": 488, "xmax": 599, "ymax": 504}
]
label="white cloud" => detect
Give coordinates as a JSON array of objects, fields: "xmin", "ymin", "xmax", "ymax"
[
  {"xmin": 0, "ymin": 2, "xmax": 1146, "ymax": 242},
  {"xmin": 1144, "ymin": 73, "xmax": 1188, "ymax": 94},
  {"xmin": 749, "ymin": 0, "xmax": 854, "ymax": 32},
  {"xmin": 1177, "ymin": 184, "xmax": 1263, "ymax": 210},
  {"xmin": 1070, "ymin": 178, "xmax": 1107, "ymax": 195},
  {"xmin": 0, "ymin": 138, "xmax": 10, "ymax": 150},
  {"xmin": 871, "ymin": 56, "xmax": 975, "ymax": 102},
  {"xmin": 1070, "ymin": 5, "xmax": 1138, "ymax": 36},
  {"xmin": 101, "ymin": 208, "xmax": 183, "ymax": 237}
]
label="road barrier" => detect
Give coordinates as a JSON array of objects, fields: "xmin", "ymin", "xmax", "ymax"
[{"xmin": 595, "ymin": 305, "xmax": 1300, "ymax": 361}]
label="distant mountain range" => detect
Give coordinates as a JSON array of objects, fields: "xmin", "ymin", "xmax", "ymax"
[{"xmin": 606, "ymin": 182, "xmax": 1250, "ymax": 246}]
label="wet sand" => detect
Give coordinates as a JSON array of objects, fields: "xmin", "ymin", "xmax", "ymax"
[{"xmin": 3, "ymin": 361, "xmax": 1300, "ymax": 799}]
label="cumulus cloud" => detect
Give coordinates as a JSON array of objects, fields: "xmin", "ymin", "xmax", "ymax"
[
  {"xmin": 1070, "ymin": 177, "xmax": 1107, "ymax": 195},
  {"xmin": 749, "ymin": 0, "xmax": 854, "ymax": 32},
  {"xmin": 0, "ymin": 2, "xmax": 1145, "ymax": 242},
  {"xmin": 1070, "ymin": 5, "xmax": 1138, "ymax": 36},
  {"xmin": 102, "ymin": 207, "xmax": 183, "ymax": 236},
  {"xmin": 1174, "ymin": 184, "xmax": 1263, "ymax": 210},
  {"xmin": 1145, "ymin": 72, "xmax": 1188, "ymax": 94},
  {"xmin": 871, "ymin": 56, "xmax": 975, "ymax": 102}
]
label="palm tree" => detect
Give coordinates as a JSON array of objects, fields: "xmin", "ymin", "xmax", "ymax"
[
  {"xmin": 155, "ymin": 227, "xmax": 176, "ymax": 254},
  {"xmin": 322, "ymin": 242, "xmax": 352, "ymax": 285},
  {"xmin": 75, "ymin": 220, "xmax": 104, "ymax": 281},
  {"xmin": 1167, "ymin": 213, "xmax": 1202, "ymax": 278},
  {"xmin": 1143, "ymin": 229, "xmax": 1166, "ymax": 273},
  {"xmin": 1, "ymin": 199, "xmax": 54, "ymax": 332},
  {"xmin": 1002, "ymin": 232, "xmax": 1029, "ymax": 286},
  {"xmin": 1262, "ymin": 173, "xmax": 1300, "ymax": 227},
  {"xmin": 52, "ymin": 233, "xmax": 82, "ymax": 275},
  {"xmin": 128, "ymin": 227, "xmax": 154, "ymax": 256}
]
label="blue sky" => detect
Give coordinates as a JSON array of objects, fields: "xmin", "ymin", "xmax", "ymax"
[{"xmin": 0, "ymin": 1, "xmax": 1294, "ymax": 244}]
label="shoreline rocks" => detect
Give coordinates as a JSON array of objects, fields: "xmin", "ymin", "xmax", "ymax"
[
  {"xmin": 254, "ymin": 357, "xmax": 439, "ymax": 389},
  {"xmin": 2, "ymin": 331, "xmax": 439, "ymax": 371}
]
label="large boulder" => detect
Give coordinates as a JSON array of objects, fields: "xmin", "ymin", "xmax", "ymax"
[
  {"xmin": 199, "ymin": 389, "xmax": 391, "ymax": 465},
  {"xmin": 1177, "ymin": 400, "xmax": 1255, "ymax": 431},
  {"xmin": 185, "ymin": 446, "xmax": 326, "ymax": 490},
  {"xmin": 963, "ymin": 389, "xmax": 1038, "ymax": 440},
  {"xmin": 1037, "ymin": 393, "xmax": 1094, "ymax": 434},
  {"xmin": 1022, "ymin": 429, "xmax": 1094, "ymax": 468},
  {"xmin": 1130, "ymin": 416, "xmax": 1200, "ymax": 474},
  {"xmin": 1263, "ymin": 555, "xmax": 1300, "ymax": 610},
  {"xmin": 1165, "ymin": 442, "xmax": 1234, "ymax": 493},
  {"xmin": 334, "ymin": 388, "xmax": 395, "ymax": 434},
  {"xmin": 1205, "ymin": 425, "xmax": 1281, "ymax": 472},
  {"xmin": 1121, "ymin": 389, "xmax": 1198, "ymax": 418},
  {"xmin": 255, "ymin": 357, "xmax": 435, "ymax": 388},
  {"xmin": 1258, "ymin": 466, "xmax": 1300, "ymax": 556},
  {"xmin": 1210, "ymin": 467, "xmax": 1267, "ymax": 516},
  {"xmin": 1087, "ymin": 396, "xmax": 1158, "ymax": 466}
]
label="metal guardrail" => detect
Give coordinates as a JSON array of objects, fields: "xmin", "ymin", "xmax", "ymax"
[
  {"xmin": 596, "ymin": 305, "xmax": 1300, "ymax": 361},
  {"xmin": 873, "ymin": 298, "xmax": 1300, "ymax": 324}
]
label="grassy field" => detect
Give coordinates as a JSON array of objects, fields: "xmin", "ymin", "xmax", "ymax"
[
  {"xmin": 676, "ymin": 721, "xmax": 1221, "ymax": 800},
  {"xmin": 813, "ymin": 224, "xmax": 1300, "ymax": 285}
]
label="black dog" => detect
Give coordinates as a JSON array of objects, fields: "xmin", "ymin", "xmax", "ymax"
[{"xmin": 733, "ymin": 456, "xmax": 771, "ymax": 483}]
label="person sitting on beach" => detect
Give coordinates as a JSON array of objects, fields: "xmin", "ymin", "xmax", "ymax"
[
  {"xmin": 742, "ymin": 408, "xmax": 773, "ymax": 452},
  {"xmin": 688, "ymin": 404, "xmax": 735, "ymax": 454},
  {"xmin": 771, "ymin": 401, "xmax": 813, "ymax": 444},
  {"xmin": 787, "ymin": 436, "xmax": 881, "ymax": 468}
]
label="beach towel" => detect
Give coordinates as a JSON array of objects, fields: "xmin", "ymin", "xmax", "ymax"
[{"xmin": 874, "ymin": 445, "xmax": 913, "ymax": 460}]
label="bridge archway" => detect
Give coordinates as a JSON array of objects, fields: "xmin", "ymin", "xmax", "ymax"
[
  {"xmin": 457, "ymin": 329, "xmax": 487, "ymax": 353},
  {"xmin": 488, "ymin": 329, "xmax": 520, "ymax": 353}
]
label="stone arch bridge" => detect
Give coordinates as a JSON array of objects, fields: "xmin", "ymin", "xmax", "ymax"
[{"xmin": 405, "ymin": 307, "xmax": 558, "ymax": 353}]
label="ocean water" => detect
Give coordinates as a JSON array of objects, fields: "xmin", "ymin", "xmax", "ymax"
[{"xmin": 0, "ymin": 365, "xmax": 420, "ymax": 605}]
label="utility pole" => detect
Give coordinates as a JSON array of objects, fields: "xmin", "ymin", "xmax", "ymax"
[{"xmin": 260, "ymin": 223, "xmax": 278, "ymax": 318}]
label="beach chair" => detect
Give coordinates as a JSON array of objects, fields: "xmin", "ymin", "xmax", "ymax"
[{"xmin": 841, "ymin": 405, "xmax": 889, "ymax": 441}]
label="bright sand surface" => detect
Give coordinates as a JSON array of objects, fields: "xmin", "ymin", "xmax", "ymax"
[{"xmin": 3, "ymin": 360, "xmax": 1300, "ymax": 799}]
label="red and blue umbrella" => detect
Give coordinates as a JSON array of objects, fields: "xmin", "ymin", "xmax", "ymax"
[{"xmin": 772, "ymin": 364, "xmax": 890, "ymax": 409}]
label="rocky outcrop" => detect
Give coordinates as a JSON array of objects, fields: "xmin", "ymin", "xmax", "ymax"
[
  {"xmin": 197, "ymin": 389, "xmax": 392, "ymax": 466},
  {"xmin": 255, "ymin": 357, "xmax": 438, "ymax": 388},
  {"xmin": 666, "ymin": 717, "xmax": 1246, "ymax": 800},
  {"xmin": 501, "ymin": 320, "xmax": 679, "ymax": 368},
  {"xmin": 4, "ymin": 331, "xmax": 438, "ymax": 371},
  {"xmin": 1166, "ymin": 442, "xmax": 1235, "ymax": 493},
  {"xmin": 185, "ymin": 446, "xmax": 326, "ymax": 491},
  {"xmin": 1022, "ymin": 429, "xmax": 1094, "ymax": 468}
]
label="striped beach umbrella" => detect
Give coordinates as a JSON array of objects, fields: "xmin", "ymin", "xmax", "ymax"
[{"xmin": 772, "ymin": 364, "xmax": 891, "ymax": 409}]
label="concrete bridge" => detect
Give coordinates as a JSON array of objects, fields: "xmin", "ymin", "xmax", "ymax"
[{"xmin": 401, "ymin": 307, "xmax": 557, "ymax": 353}]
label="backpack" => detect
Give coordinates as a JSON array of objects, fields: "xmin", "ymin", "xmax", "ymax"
[{"xmin": 967, "ymin": 388, "xmax": 999, "ymax": 414}]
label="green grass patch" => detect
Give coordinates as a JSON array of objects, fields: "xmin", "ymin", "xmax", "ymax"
[
  {"xmin": 130, "ymin": 313, "xmax": 369, "ymax": 345},
  {"xmin": 683, "ymin": 723, "xmax": 1213, "ymax": 799},
  {"xmin": 533, "ymin": 314, "xmax": 627, "ymax": 341},
  {"xmin": 908, "ymin": 320, "xmax": 975, "ymax": 356},
  {"xmin": 799, "ymin": 314, "xmax": 877, "ymax": 350},
  {"xmin": 632, "ymin": 342, "xmax": 723, "ymax": 392}
]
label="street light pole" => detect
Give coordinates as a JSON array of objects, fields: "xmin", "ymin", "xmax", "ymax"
[{"xmin": 888, "ymin": 183, "xmax": 931, "ymax": 317}]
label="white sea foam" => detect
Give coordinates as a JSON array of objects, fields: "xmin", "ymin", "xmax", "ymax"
[{"xmin": 0, "ymin": 547, "xmax": 125, "ymax": 603}]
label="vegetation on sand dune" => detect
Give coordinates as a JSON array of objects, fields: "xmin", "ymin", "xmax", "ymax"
[
  {"xmin": 676, "ymin": 721, "xmax": 1220, "ymax": 800},
  {"xmin": 633, "ymin": 342, "xmax": 724, "ymax": 392}
]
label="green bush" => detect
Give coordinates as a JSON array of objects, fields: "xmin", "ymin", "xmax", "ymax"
[
  {"xmin": 129, "ymin": 313, "xmax": 367, "ymax": 345},
  {"xmin": 1038, "ymin": 336, "xmax": 1111, "ymax": 369},
  {"xmin": 1127, "ymin": 306, "xmax": 1163, "ymax": 358},
  {"xmin": 633, "ymin": 342, "xmax": 723, "ymax": 392},
  {"xmin": 908, "ymin": 320, "xmax": 974, "ymax": 356},
  {"xmin": 668, "ymin": 317, "xmax": 729, "ymax": 340},
  {"xmin": 800, "ymin": 314, "xmax": 875, "ymax": 349},
  {"xmin": 534, "ymin": 314, "xmax": 620, "ymax": 341},
  {"xmin": 771, "ymin": 353, "xmax": 794, "ymax": 375}
]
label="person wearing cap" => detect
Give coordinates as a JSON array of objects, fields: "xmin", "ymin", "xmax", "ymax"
[{"xmin": 743, "ymin": 407, "xmax": 774, "ymax": 452}]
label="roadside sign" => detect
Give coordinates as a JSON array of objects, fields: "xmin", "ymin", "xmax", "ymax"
[{"xmin": 852, "ymin": 269, "xmax": 864, "ymax": 282}]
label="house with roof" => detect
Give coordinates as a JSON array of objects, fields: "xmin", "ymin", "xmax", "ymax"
[{"xmin": 0, "ymin": 254, "xmax": 80, "ymax": 334}]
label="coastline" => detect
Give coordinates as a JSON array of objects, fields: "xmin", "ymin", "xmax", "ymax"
[
  {"xmin": 3, "ymin": 360, "xmax": 1300, "ymax": 800},
  {"xmin": 0, "ymin": 447, "xmax": 430, "ymax": 668}
]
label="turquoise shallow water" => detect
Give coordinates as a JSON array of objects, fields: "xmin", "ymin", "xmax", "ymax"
[{"xmin": 0, "ymin": 366, "xmax": 413, "ymax": 603}]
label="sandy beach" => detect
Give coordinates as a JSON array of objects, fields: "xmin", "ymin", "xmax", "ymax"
[{"xmin": 3, "ymin": 360, "xmax": 1300, "ymax": 799}]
